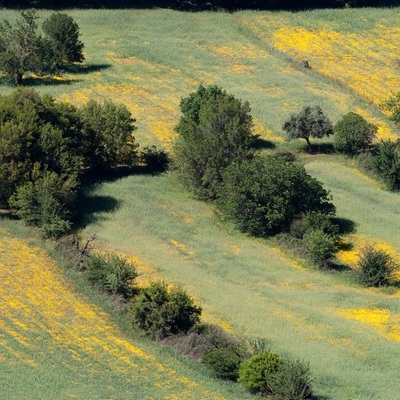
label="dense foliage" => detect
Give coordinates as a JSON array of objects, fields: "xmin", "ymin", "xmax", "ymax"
[
  {"xmin": 217, "ymin": 156, "xmax": 335, "ymax": 236},
  {"xmin": 282, "ymin": 106, "xmax": 333, "ymax": 153},
  {"xmin": 203, "ymin": 347, "xmax": 243, "ymax": 381},
  {"xmin": 0, "ymin": 11, "xmax": 83, "ymax": 85},
  {"xmin": 173, "ymin": 84, "xmax": 257, "ymax": 200},
  {"xmin": 0, "ymin": 88, "xmax": 138, "ymax": 237},
  {"xmin": 371, "ymin": 140, "xmax": 400, "ymax": 190},
  {"xmin": 334, "ymin": 112, "xmax": 377, "ymax": 156},
  {"xmin": 130, "ymin": 281, "xmax": 202, "ymax": 339}
]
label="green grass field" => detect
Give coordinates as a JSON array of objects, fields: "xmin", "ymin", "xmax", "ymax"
[{"xmin": 1, "ymin": 6, "xmax": 400, "ymax": 400}]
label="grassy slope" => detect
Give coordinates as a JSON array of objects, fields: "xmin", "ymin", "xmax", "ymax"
[
  {"xmin": 1, "ymin": 7, "xmax": 400, "ymax": 400},
  {"xmin": 0, "ymin": 224, "xmax": 253, "ymax": 400}
]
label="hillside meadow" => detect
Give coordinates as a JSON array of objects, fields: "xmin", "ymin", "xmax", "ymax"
[{"xmin": 1, "ymin": 6, "xmax": 400, "ymax": 400}]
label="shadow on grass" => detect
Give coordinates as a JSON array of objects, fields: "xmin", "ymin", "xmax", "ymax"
[
  {"xmin": 63, "ymin": 63, "xmax": 112, "ymax": 75},
  {"xmin": 309, "ymin": 143, "xmax": 336, "ymax": 154},
  {"xmin": 327, "ymin": 260, "xmax": 353, "ymax": 272},
  {"xmin": 252, "ymin": 137, "xmax": 276, "ymax": 150},
  {"xmin": 332, "ymin": 217, "xmax": 357, "ymax": 235},
  {"xmin": 22, "ymin": 76, "xmax": 79, "ymax": 86},
  {"xmin": 75, "ymin": 165, "xmax": 158, "ymax": 229}
]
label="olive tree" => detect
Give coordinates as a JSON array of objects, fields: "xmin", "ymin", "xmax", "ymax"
[{"xmin": 282, "ymin": 106, "xmax": 333, "ymax": 153}]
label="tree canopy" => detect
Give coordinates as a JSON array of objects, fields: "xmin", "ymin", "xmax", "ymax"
[
  {"xmin": 282, "ymin": 106, "xmax": 333, "ymax": 153},
  {"xmin": 173, "ymin": 84, "xmax": 257, "ymax": 200}
]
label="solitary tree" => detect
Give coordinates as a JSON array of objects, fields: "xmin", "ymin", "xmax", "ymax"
[
  {"xmin": 282, "ymin": 106, "xmax": 333, "ymax": 153},
  {"xmin": 42, "ymin": 13, "xmax": 84, "ymax": 68},
  {"xmin": 334, "ymin": 112, "xmax": 377, "ymax": 156},
  {"xmin": 173, "ymin": 84, "xmax": 257, "ymax": 199}
]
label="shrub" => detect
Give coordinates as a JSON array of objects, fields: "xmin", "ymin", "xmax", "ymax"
[
  {"xmin": 130, "ymin": 282, "xmax": 202, "ymax": 339},
  {"xmin": 238, "ymin": 351, "xmax": 282, "ymax": 394},
  {"xmin": 333, "ymin": 112, "xmax": 377, "ymax": 156},
  {"xmin": 218, "ymin": 156, "xmax": 335, "ymax": 236},
  {"xmin": 371, "ymin": 140, "xmax": 400, "ymax": 190},
  {"xmin": 140, "ymin": 145, "xmax": 169, "ymax": 173},
  {"xmin": 358, "ymin": 244, "xmax": 398, "ymax": 287},
  {"xmin": 268, "ymin": 358, "xmax": 313, "ymax": 400},
  {"xmin": 303, "ymin": 229, "xmax": 338, "ymax": 267},
  {"xmin": 164, "ymin": 323, "xmax": 243, "ymax": 360},
  {"xmin": 290, "ymin": 212, "xmax": 339, "ymax": 242},
  {"xmin": 203, "ymin": 347, "xmax": 243, "ymax": 381},
  {"xmin": 85, "ymin": 253, "xmax": 139, "ymax": 298}
]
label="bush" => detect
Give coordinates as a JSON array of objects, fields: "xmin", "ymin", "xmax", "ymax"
[
  {"xmin": 140, "ymin": 145, "xmax": 169, "ymax": 173},
  {"xmin": 290, "ymin": 212, "xmax": 339, "ymax": 242},
  {"xmin": 358, "ymin": 244, "xmax": 398, "ymax": 287},
  {"xmin": 130, "ymin": 282, "xmax": 202, "ymax": 339},
  {"xmin": 238, "ymin": 351, "xmax": 282, "ymax": 394},
  {"xmin": 203, "ymin": 347, "xmax": 243, "ymax": 381},
  {"xmin": 268, "ymin": 358, "xmax": 313, "ymax": 400},
  {"xmin": 372, "ymin": 140, "xmax": 400, "ymax": 190},
  {"xmin": 218, "ymin": 156, "xmax": 335, "ymax": 236},
  {"xmin": 85, "ymin": 253, "xmax": 139, "ymax": 298},
  {"xmin": 333, "ymin": 112, "xmax": 377, "ymax": 156},
  {"xmin": 164, "ymin": 323, "xmax": 243, "ymax": 360},
  {"xmin": 303, "ymin": 229, "xmax": 338, "ymax": 267}
]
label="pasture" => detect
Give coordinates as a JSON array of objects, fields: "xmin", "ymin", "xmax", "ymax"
[{"xmin": 1, "ymin": 6, "xmax": 400, "ymax": 400}]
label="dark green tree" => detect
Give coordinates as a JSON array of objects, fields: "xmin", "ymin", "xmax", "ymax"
[
  {"xmin": 42, "ymin": 13, "xmax": 84, "ymax": 68},
  {"xmin": 173, "ymin": 85, "xmax": 257, "ymax": 199},
  {"xmin": 217, "ymin": 156, "xmax": 335, "ymax": 236},
  {"xmin": 79, "ymin": 99, "xmax": 138, "ymax": 169},
  {"xmin": 282, "ymin": 106, "xmax": 333, "ymax": 153},
  {"xmin": 372, "ymin": 140, "xmax": 400, "ymax": 190},
  {"xmin": 334, "ymin": 112, "xmax": 377, "ymax": 156},
  {"xmin": 0, "ymin": 10, "xmax": 45, "ymax": 85}
]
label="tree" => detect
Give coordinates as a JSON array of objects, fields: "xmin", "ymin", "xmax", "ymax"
[
  {"xmin": 0, "ymin": 10, "xmax": 45, "ymax": 85},
  {"xmin": 282, "ymin": 106, "xmax": 333, "ymax": 153},
  {"xmin": 42, "ymin": 13, "xmax": 84, "ymax": 68},
  {"xmin": 217, "ymin": 156, "xmax": 335, "ymax": 236},
  {"xmin": 173, "ymin": 85, "xmax": 257, "ymax": 200},
  {"xmin": 79, "ymin": 99, "xmax": 138, "ymax": 169},
  {"xmin": 334, "ymin": 112, "xmax": 377, "ymax": 156}
]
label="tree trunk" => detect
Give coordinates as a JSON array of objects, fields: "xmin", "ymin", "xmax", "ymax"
[
  {"xmin": 15, "ymin": 72, "xmax": 23, "ymax": 86},
  {"xmin": 305, "ymin": 136, "xmax": 313, "ymax": 154}
]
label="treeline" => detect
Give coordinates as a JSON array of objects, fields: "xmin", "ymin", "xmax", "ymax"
[{"xmin": 0, "ymin": 0, "xmax": 398, "ymax": 10}]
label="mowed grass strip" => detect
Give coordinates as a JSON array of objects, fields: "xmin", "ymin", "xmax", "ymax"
[
  {"xmin": 80, "ymin": 173, "xmax": 400, "ymax": 400},
  {"xmin": 1, "ymin": 9, "xmax": 398, "ymax": 148},
  {"xmin": 0, "ymin": 231, "xmax": 253, "ymax": 400}
]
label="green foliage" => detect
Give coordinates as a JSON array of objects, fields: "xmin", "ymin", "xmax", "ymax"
[
  {"xmin": 140, "ymin": 145, "xmax": 169, "ymax": 173},
  {"xmin": 203, "ymin": 347, "xmax": 243, "ymax": 381},
  {"xmin": 238, "ymin": 351, "xmax": 282, "ymax": 394},
  {"xmin": 42, "ymin": 13, "xmax": 84, "ymax": 67},
  {"xmin": 85, "ymin": 252, "xmax": 139, "ymax": 298},
  {"xmin": 303, "ymin": 229, "xmax": 337, "ymax": 267},
  {"xmin": 333, "ymin": 112, "xmax": 377, "ymax": 156},
  {"xmin": 268, "ymin": 358, "xmax": 313, "ymax": 400},
  {"xmin": 290, "ymin": 211, "xmax": 339, "ymax": 241},
  {"xmin": 381, "ymin": 92, "xmax": 400, "ymax": 124},
  {"xmin": 173, "ymin": 84, "xmax": 256, "ymax": 200},
  {"xmin": 218, "ymin": 156, "xmax": 335, "ymax": 236},
  {"xmin": 371, "ymin": 140, "xmax": 400, "ymax": 190},
  {"xmin": 358, "ymin": 244, "xmax": 398, "ymax": 287},
  {"xmin": 282, "ymin": 106, "xmax": 333, "ymax": 153},
  {"xmin": 79, "ymin": 99, "xmax": 138, "ymax": 169},
  {"xmin": 131, "ymin": 281, "xmax": 202, "ymax": 339}
]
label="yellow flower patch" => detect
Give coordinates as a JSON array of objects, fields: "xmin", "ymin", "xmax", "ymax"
[{"xmin": 338, "ymin": 308, "xmax": 400, "ymax": 343}]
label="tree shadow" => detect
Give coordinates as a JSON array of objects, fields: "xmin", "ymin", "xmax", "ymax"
[
  {"xmin": 326, "ymin": 260, "xmax": 353, "ymax": 272},
  {"xmin": 252, "ymin": 137, "xmax": 276, "ymax": 150},
  {"xmin": 22, "ymin": 76, "xmax": 79, "ymax": 86},
  {"xmin": 63, "ymin": 63, "xmax": 112, "ymax": 75},
  {"xmin": 310, "ymin": 142, "xmax": 335, "ymax": 154},
  {"xmin": 332, "ymin": 217, "xmax": 357, "ymax": 235}
]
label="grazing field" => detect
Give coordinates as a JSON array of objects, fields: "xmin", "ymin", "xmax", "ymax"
[
  {"xmin": 79, "ymin": 171, "xmax": 400, "ymax": 400},
  {"xmin": 1, "ymin": 8, "xmax": 399, "ymax": 148},
  {"xmin": 1, "ymin": 6, "xmax": 400, "ymax": 400},
  {"xmin": 0, "ymin": 227, "xmax": 253, "ymax": 399}
]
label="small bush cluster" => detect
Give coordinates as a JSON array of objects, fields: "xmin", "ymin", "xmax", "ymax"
[{"xmin": 358, "ymin": 244, "xmax": 398, "ymax": 287}]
